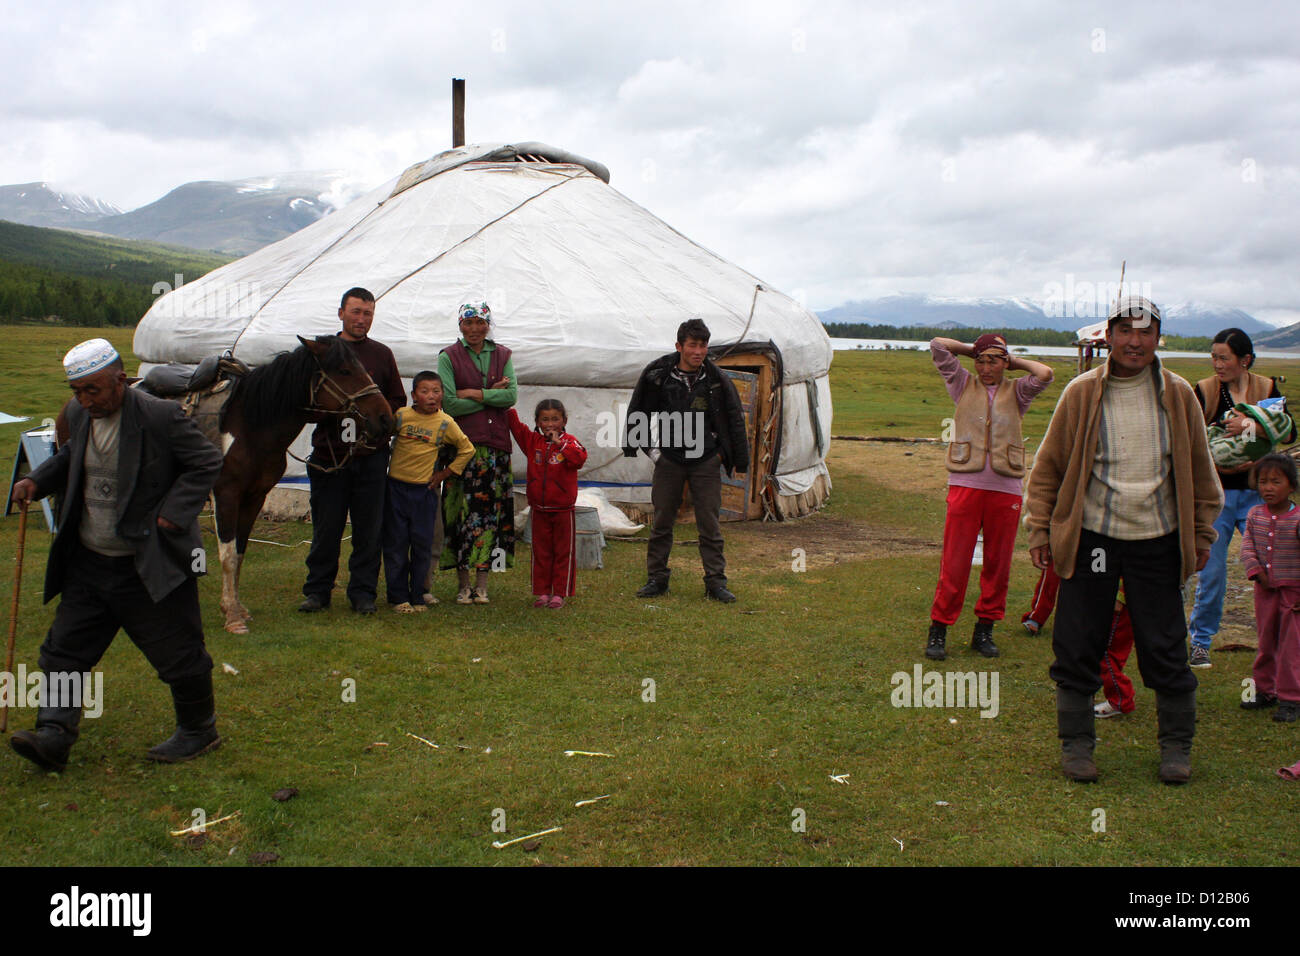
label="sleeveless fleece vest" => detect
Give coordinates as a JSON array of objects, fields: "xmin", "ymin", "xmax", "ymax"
[{"xmin": 946, "ymin": 377, "xmax": 1025, "ymax": 477}]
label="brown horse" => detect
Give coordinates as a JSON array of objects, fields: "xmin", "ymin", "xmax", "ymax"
[
  {"xmin": 57, "ymin": 335, "xmax": 395, "ymax": 634},
  {"xmin": 212, "ymin": 335, "xmax": 393, "ymax": 633}
]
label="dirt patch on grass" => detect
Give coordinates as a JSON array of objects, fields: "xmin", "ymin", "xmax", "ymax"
[{"xmin": 666, "ymin": 511, "xmax": 938, "ymax": 571}]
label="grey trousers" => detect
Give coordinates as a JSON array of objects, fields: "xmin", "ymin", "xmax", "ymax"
[{"xmin": 646, "ymin": 453, "xmax": 727, "ymax": 587}]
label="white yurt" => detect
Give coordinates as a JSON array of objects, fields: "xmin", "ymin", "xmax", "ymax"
[{"xmin": 134, "ymin": 143, "xmax": 833, "ymax": 520}]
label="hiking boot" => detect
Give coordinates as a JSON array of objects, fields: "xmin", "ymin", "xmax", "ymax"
[
  {"xmin": 637, "ymin": 579, "xmax": 669, "ymax": 598},
  {"xmin": 147, "ymin": 673, "xmax": 220, "ymax": 764},
  {"xmin": 1273, "ymin": 701, "xmax": 1300, "ymax": 723},
  {"xmin": 1189, "ymin": 646, "xmax": 1211, "ymax": 669},
  {"xmin": 298, "ymin": 593, "xmax": 329, "ymax": 613},
  {"xmin": 706, "ymin": 585, "xmax": 736, "ymax": 603},
  {"xmin": 1241, "ymin": 692, "xmax": 1278, "ymax": 711},
  {"xmin": 924, "ymin": 622, "xmax": 947, "ymax": 661},
  {"xmin": 1058, "ymin": 688, "xmax": 1098, "ymax": 783},
  {"xmin": 1156, "ymin": 691, "xmax": 1195, "ymax": 785},
  {"xmin": 970, "ymin": 618, "xmax": 999, "ymax": 658},
  {"xmin": 10, "ymin": 705, "xmax": 82, "ymax": 773}
]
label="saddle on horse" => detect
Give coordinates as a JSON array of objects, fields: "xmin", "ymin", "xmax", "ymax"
[{"xmin": 139, "ymin": 353, "xmax": 251, "ymax": 445}]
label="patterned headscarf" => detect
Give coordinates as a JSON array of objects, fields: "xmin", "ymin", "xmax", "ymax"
[{"xmin": 458, "ymin": 302, "xmax": 492, "ymax": 324}]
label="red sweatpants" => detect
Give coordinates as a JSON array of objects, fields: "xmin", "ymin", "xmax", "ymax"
[
  {"xmin": 1252, "ymin": 583, "xmax": 1300, "ymax": 703},
  {"xmin": 1022, "ymin": 565, "xmax": 1060, "ymax": 627},
  {"xmin": 1101, "ymin": 605, "xmax": 1136, "ymax": 712},
  {"xmin": 532, "ymin": 508, "xmax": 577, "ymax": 597},
  {"xmin": 930, "ymin": 485, "xmax": 1022, "ymax": 625}
]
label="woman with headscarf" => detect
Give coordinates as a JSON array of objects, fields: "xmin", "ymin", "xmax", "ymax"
[
  {"xmin": 1188, "ymin": 328, "xmax": 1295, "ymax": 668},
  {"xmin": 437, "ymin": 302, "xmax": 517, "ymax": 604}
]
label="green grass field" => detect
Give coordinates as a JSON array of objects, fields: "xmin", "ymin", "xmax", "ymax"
[{"xmin": 1, "ymin": 331, "xmax": 1298, "ymax": 866}]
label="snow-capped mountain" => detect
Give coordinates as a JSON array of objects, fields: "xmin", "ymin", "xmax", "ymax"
[
  {"xmin": 818, "ymin": 293, "xmax": 1272, "ymax": 338},
  {"xmin": 85, "ymin": 171, "xmax": 368, "ymax": 255},
  {"xmin": 0, "ymin": 182, "xmax": 123, "ymax": 228},
  {"xmin": 0, "ymin": 172, "xmax": 370, "ymax": 255}
]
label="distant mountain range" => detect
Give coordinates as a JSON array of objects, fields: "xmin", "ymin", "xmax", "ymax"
[
  {"xmin": 0, "ymin": 173, "xmax": 368, "ymax": 256},
  {"xmin": 0, "ymin": 183, "xmax": 123, "ymax": 228},
  {"xmin": 818, "ymin": 293, "xmax": 1280, "ymax": 341}
]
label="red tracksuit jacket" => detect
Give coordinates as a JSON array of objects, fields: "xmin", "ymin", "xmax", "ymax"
[{"xmin": 507, "ymin": 408, "xmax": 588, "ymax": 510}]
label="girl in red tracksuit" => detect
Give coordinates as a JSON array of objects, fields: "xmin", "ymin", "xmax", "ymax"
[{"xmin": 508, "ymin": 400, "xmax": 588, "ymax": 608}]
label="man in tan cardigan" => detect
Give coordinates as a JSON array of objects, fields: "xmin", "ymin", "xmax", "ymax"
[{"xmin": 1024, "ymin": 296, "xmax": 1221, "ymax": 785}]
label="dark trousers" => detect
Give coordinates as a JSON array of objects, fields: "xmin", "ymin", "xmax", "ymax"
[
  {"xmin": 303, "ymin": 450, "xmax": 389, "ymax": 605},
  {"xmin": 382, "ymin": 477, "xmax": 436, "ymax": 606},
  {"xmin": 39, "ymin": 544, "xmax": 211, "ymax": 684},
  {"xmin": 1050, "ymin": 529, "xmax": 1197, "ymax": 696},
  {"xmin": 647, "ymin": 453, "xmax": 726, "ymax": 587}
]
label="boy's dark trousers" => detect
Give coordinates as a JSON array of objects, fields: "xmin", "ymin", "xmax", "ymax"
[
  {"xmin": 646, "ymin": 453, "xmax": 726, "ymax": 588},
  {"xmin": 382, "ymin": 477, "xmax": 437, "ymax": 606}
]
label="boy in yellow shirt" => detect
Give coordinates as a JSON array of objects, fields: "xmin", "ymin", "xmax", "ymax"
[{"xmin": 383, "ymin": 372, "xmax": 475, "ymax": 611}]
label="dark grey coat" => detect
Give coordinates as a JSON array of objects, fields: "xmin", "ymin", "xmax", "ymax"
[{"xmin": 29, "ymin": 388, "xmax": 223, "ymax": 603}]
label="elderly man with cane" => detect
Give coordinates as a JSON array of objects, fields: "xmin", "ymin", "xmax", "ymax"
[{"xmin": 8, "ymin": 339, "xmax": 223, "ymax": 771}]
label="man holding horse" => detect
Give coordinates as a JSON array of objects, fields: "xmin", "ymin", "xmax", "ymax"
[
  {"xmin": 9, "ymin": 338, "xmax": 224, "ymax": 770},
  {"xmin": 299, "ymin": 288, "xmax": 406, "ymax": 615}
]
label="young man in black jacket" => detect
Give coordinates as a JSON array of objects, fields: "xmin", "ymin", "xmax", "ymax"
[{"xmin": 623, "ymin": 319, "xmax": 749, "ymax": 602}]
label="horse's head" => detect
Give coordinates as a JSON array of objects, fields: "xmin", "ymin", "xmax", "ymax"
[{"xmin": 298, "ymin": 335, "xmax": 395, "ymax": 449}]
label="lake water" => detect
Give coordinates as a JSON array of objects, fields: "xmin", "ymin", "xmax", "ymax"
[{"xmin": 829, "ymin": 337, "xmax": 1300, "ymax": 361}]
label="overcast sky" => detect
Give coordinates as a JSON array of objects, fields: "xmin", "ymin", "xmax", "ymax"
[{"xmin": 4, "ymin": 0, "xmax": 1298, "ymax": 322}]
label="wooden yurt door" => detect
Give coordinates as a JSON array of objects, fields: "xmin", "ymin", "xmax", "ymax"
[{"xmin": 718, "ymin": 367, "xmax": 758, "ymax": 521}]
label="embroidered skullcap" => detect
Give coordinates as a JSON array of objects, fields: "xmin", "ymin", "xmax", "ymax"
[
  {"xmin": 458, "ymin": 302, "xmax": 492, "ymax": 323},
  {"xmin": 63, "ymin": 338, "xmax": 120, "ymax": 380}
]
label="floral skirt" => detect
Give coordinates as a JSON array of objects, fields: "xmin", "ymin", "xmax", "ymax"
[{"xmin": 440, "ymin": 446, "xmax": 515, "ymax": 571}]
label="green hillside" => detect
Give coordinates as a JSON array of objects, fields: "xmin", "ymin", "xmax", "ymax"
[{"xmin": 0, "ymin": 219, "xmax": 233, "ymax": 326}]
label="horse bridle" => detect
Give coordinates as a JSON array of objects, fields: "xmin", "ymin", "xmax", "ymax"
[{"xmin": 288, "ymin": 359, "xmax": 387, "ymax": 473}]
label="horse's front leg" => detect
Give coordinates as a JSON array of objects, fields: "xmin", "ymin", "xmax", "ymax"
[{"xmin": 214, "ymin": 483, "xmax": 251, "ymax": 634}]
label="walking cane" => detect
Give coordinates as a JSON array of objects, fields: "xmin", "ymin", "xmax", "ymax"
[{"xmin": 2, "ymin": 499, "xmax": 29, "ymax": 734}]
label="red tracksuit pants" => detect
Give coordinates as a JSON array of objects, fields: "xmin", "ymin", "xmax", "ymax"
[
  {"xmin": 532, "ymin": 508, "xmax": 577, "ymax": 597},
  {"xmin": 1101, "ymin": 605, "xmax": 1136, "ymax": 712},
  {"xmin": 930, "ymin": 485, "xmax": 1021, "ymax": 625},
  {"xmin": 1022, "ymin": 565, "xmax": 1060, "ymax": 627},
  {"xmin": 1252, "ymin": 583, "xmax": 1300, "ymax": 703}
]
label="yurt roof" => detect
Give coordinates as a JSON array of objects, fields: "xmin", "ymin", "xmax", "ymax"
[{"xmin": 134, "ymin": 142, "xmax": 832, "ymax": 389}]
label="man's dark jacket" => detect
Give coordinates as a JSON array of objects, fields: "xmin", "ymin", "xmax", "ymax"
[
  {"xmin": 29, "ymin": 388, "xmax": 223, "ymax": 604},
  {"xmin": 621, "ymin": 354, "xmax": 750, "ymax": 476}
]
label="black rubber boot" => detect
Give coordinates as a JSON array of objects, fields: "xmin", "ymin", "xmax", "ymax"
[
  {"xmin": 1156, "ymin": 690, "xmax": 1195, "ymax": 785},
  {"xmin": 1057, "ymin": 688, "xmax": 1098, "ymax": 783},
  {"xmin": 147, "ymin": 672, "xmax": 221, "ymax": 763},
  {"xmin": 10, "ymin": 705, "xmax": 82, "ymax": 772}
]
